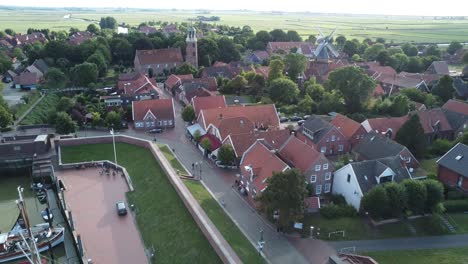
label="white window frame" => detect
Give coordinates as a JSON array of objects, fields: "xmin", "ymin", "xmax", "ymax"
[
  {"xmin": 310, "ymin": 175, "xmax": 317, "ymax": 183},
  {"xmin": 338, "ymin": 145, "xmax": 344, "ymax": 151},
  {"xmin": 315, "ymin": 165, "xmax": 321, "ymax": 171},
  {"xmin": 323, "ymin": 163, "xmax": 328, "ymax": 170},
  {"xmin": 325, "ymin": 172, "xmax": 332, "ymax": 180},
  {"xmin": 331, "ymin": 135, "xmax": 336, "ymax": 141},
  {"xmin": 406, "ymin": 157, "xmax": 411, "ymax": 163},
  {"xmin": 316, "ymin": 184, "xmax": 322, "ymax": 195},
  {"xmin": 320, "ymin": 146, "xmax": 326, "ymax": 153},
  {"xmin": 324, "ymin": 183, "xmax": 331, "ymax": 193}
]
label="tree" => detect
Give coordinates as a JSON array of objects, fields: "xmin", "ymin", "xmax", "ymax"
[
  {"xmin": 267, "ymin": 59, "xmax": 284, "ymax": 84},
  {"xmin": 175, "ymin": 63, "xmax": 197, "ymax": 76},
  {"xmin": 376, "ymin": 50, "xmax": 391, "ymax": 66},
  {"xmin": 56, "ymin": 97, "xmax": 74, "ymax": 113},
  {"xmin": 133, "ymin": 36, "xmax": 154, "ymax": 50},
  {"xmin": 13, "ymin": 47, "xmax": 24, "ymax": 60},
  {"xmin": 327, "ymin": 66, "xmax": 375, "ymax": 113},
  {"xmin": 364, "ymin": 43, "xmax": 385, "ymax": 61},
  {"xmin": 259, "ymin": 169, "xmax": 307, "ymax": 227},
  {"xmin": 284, "ymin": 53, "xmax": 307, "ymax": 80},
  {"xmin": 193, "ymin": 129, "xmax": 201, "ymax": 142},
  {"xmin": 44, "ymin": 40, "xmax": 70, "ymax": 60},
  {"xmin": 376, "ymin": 37, "xmax": 386, "ymax": 44},
  {"xmin": 447, "ymin": 41, "xmax": 462, "ymax": 55},
  {"xmin": 269, "ymin": 29, "xmax": 288, "ymax": 41},
  {"xmin": 403, "ymin": 179, "xmax": 427, "ymax": 215},
  {"xmin": 0, "ymin": 105, "xmax": 13, "ymax": 129},
  {"xmin": 390, "ymin": 53, "xmax": 409, "ymax": 72},
  {"xmin": 402, "ymin": 43, "xmax": 418, "ymax": 56},
  {"xmin": 383, "ymin": 182, "xmax": 407, "ymax": 218},
  {"xmin": 423, "ymin": 179, "xmax": 444, "ymax": 212},
  {"xmin": 91, "ymin": 112, "xmax": 102, "ymax": 128},
  {"xmin": 86, "ymin": 24, "xmax": 100, "ymax": 34},
  {"xmin": 432, "ymin": 75, "xmax": 454, "ymax": 102},
  {"xmin": 110, "ymin": 38, "xmax": 133, "ymax": 65},
  {"xmin": 200, "ymin": 138, "xmax": 212, "ymax": 152},
  {"xmin": 406, "ymin": 56, "xmax": 423, "ymax": 73},
  {"xmin": 181, "ymin": 105, "xmax": 196, "ymax": 122},
  {"xmin": 286, "ymin": 30, "xmax": 302, "ymax": 41},
  {"xmin": 218, "ymin": 37, "xmax": 240, "ymax": 62},
  {"xmin": 105, "ymin": 111, "xmax": 121, "ymax": 129},
  {"xmin": 304, "ymin": 78, "xmax": 325, "ymax": 101},
  {"xmin": 70, "ymin": 62, "xmax": 98, "ymax": 86},
  {"xmin": 223, "ymin": 75, "xmax": 248, "ymax": 94},
  {"xmin": 343, "ymin": 40, "xmax": 359, "ymax": 57},
  {"xmin": 217, "ymin": 145, "xmax": 236, "ymax": 165},
  {"xmin": 198, "ymin": 38, "xmax": 219, "ymax": 66},
  {"xmin": 425, "ymin": 45, "xmax": 441, "ymax": 58},
  {"xmin": 269, "ymin": 78, "xmax": 299, "ymax": 105},
  {"xmin": 87, "ymin": 52, "xmax": 107, "ymax": 77},
  {"xmin": 307, "ymin": 35, "xmax": 317, "ymax": 44},
  {"xmin": 99, "ymin": 16, "xmax": 117, "ymax": 30},
  {"xmin": 54, "ymin": 112, "xmax": 77, "ymax": 134},
  {"xmin": 395, "ymin": 114, "xmax": 426, "ymax": 158},
  {"xmin": 4, "ymin": 29, "xmax": 15, "ymax": 35},
  {"xmin": 43, "ymin": 67, "xmax": 67, "ymax": 88},
  {"xmin": 361, "ymin": 185, "xmax": 389, "ymax": 219},
  {"xmin": 297, "ymin": 94, "xmax": 315, "ymax": 114},
  {"xmin": 459, "ymin": 131, "xmax": 468, "ymax": 145},
  {"xmin": 389, "ymin": 94, "xmax": 411, "ymax": 116},
  {"xmin": 148, "ymin": 68, "xmax": 154, "ymax": 78},
  {"xmin": 463, "ymin": 52, "xmax": 468, "ymax": 65},
  {"xmin": 335, "ymin": 35, "xmax": 346, "ymax": 48}
]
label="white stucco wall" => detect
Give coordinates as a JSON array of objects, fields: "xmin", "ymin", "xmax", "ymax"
[{"xmin": 332, "ymin": 164, "xmax": 364, "ymax": 210}]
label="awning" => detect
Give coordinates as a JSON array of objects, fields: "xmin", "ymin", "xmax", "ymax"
[{"xmin": 187, "ymin": 123, "xmax": 206, "ymax": 137}]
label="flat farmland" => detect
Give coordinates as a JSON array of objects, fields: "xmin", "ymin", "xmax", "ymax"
[{"xmin": 1, "ymin": 8, "xmax": 468, "ymax": 43}]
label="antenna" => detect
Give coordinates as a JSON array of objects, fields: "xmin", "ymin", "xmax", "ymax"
[{"xmin": 17, "ymin": 186, "xmax": 42, "ymax": 264}]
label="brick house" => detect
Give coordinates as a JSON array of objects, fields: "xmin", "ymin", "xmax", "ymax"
[
  {"xmin": 134, "ymin": 48, "xmax": 184, "ymax": 75},
  {"xmin": 442, "ymin": 100, "xmax": 468, "ymax": 137},
  {"xmin": 164, "ymin": 74, "xmax": 193, "ymax": 93},
  {"xmin": 25, "ymin": 59, "xmax": 48, "ymax": 79},
  {"xmin": 245, "ymin": 50, "xmax": 270, "ymax": 64},
  {"xmin": 113, "ymin": 72, "xmax": 159, "ymax": 105},
  {"xmin": 223, "ymin": 129, "xmax": 290, "ymax": 159},
  {"xmin": 361, "ymin": 115, "xmax": 409, "ymax": 139},
  {"xmin": 239, "ymin": 140, "xmax": 290, "ymax": 204},
  {"xmin": 416, "ymin": 109, "xmax": 454, "ymax": 144},
  {"xmin": 278, "ymin": 136, "xmax": 333, "ymax": 196},
  {"xmin": 437, "ymin": 143, "xmax": 468, "ymax": 192},
  {"xmin": 192, "ymin": 95, "xmax": 227, "ymax": 117},
  {"xmin": 354, "ymin": 132, "xmax": 419, "ymax": 169},
  {"xmin": 14, "ymin": 72, "xmax": 38, "ymax": 89},
  {"xmin": 68, "ymin": 31, "xmax": 94, "ymax": 45},
  {"xmin": 14, "ymin": 32, "xmax": 48, "ymax": 46},
  {"xmin": 300, "ymin": 115, "xmax": 349, "ymax": 156},
  {"xmin": 330, "ymin": 113, "xmax": 367, "ymax": 149},
  {"xmin": 132, "ymin": 99, "xmax": 175, "ymax": 129},
  {"xmin": 266, "ymin": 42, "xmax": 315, "ymax": 57}
]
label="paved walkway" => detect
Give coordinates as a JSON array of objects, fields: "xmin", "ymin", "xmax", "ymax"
[{"xmin": 330, "ymin": 234, "xmax": 468, "ymax": 253}]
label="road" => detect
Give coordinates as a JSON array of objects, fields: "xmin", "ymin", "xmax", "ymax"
[{"xmin": 330, "ymin": 234, "xmax": 468, "ymax": 253}]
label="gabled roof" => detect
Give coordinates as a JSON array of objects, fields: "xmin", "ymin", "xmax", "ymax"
[
  {"xmin": 132, "ymin": 99, "xmax": 174, "ymax": 121},
  {"xmin": 240, "ymin": 141, "xmax": 289, "ymax": 192},
  {"xmin": 165, "ymin": 74, "xmax": 193, "ymax": 89},
  {"xmin": 442, "ymin": 99, "xmax": 468, "ymax": 116},
  {"xmin": 255, "ymin": 66, "xmax": 270, "ymax": 79},
  {"xmin": 13, "ymin": 72, "xmax": 38, "ymax": 85},
  {"xmin": 278, "ymin": 136, "xmax": 324, "ymax": 173},
  {"xmin": 452, "ymin": 78, "xmax": 468, "ymax": 98},
  {"xmin": 32, "ymin": 59, "xmax": 49, "ymax": 74},
  {"xmin": 267, "ymin": 42, "xmax": 315, "ymax": 54},
  {"xmin": 192, "ymin": 95, "xmax": 227, "ymax": 116},
  {"xmin": 135, "ymin": 48, "xmax": 183, "ymax": 65},
  {"xmin": 226, "ymin": 129, "xmax": 290, "ymax": 158},
  {"xmin": 218, "ymin": 117, "xmax": 255, "ymax": 140},
  {"xmin": 330, "ymin": 113, "xmax": 363, "ymax": 140},
  {"xmin": 437, "ymin": 143, "xmax": 468, "ymax": 178},
  {"xmin": 138, "ymin": 26, "xmax": 158, "ymax": 35},
  {"xmin": 252, "ymin": 50, "xmax": 269, "ymax": 60},
  {"xmin": 361, "ymin": 115, "xmax": 409, "ymax": 139},
  {"xmin": 350, "ymin": 156, "xmax": 411, "ymax": 193},
  {"xmin": 354, "ymin": 132, "xmax": 407, "ymax": 160},
  {"xmin": 416, "ymin": 109, "xmax": 453, "ymax": 134},
  {"xmin": 68, "ymin": 31, "xmax": 94, "ymax": 45},
  {"xmin": 118, "ymin": 73, "xmax": 158, "ymax": 94},
  {"xmin": 199, "ymin": 104, "xmax": 279, "ymax": 131},
  {"xmin": 182, "ymin": 77, "xmax": 218, "ymax": 91},
  {"xmin": 301, "ymin": 115, "xmax": 335, "ymax": 143},
  {"xmin": 199, "ymin": 133, "xmax": 222, "ymax": 151},
  {"xmin": 373, "ymin": 84, "xmax": 385, "ymax": 97},
  {"xmin": 425, "ymin": 61, "xmax": 449, "ymax": 75},
  {"xmin": 202, "ymin": 65, "xmax": 239, "ymax": 79}
]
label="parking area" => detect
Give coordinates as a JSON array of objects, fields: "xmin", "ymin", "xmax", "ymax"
[{"xmin": 57, "ymin": 168, "xmax": 147, "ymax": 264}]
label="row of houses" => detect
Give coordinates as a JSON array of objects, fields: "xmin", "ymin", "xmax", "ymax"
[{"xmin": 3, "ymin": 59, "xmax": 49, "ymax": 89}]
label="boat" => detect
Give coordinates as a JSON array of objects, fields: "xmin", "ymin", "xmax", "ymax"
[{"xmin": 0, "ymin": 223, "xmax": 65, "ymax": 263}]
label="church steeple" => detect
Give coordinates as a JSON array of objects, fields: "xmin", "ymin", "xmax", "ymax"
[{"xmin": 186, "ymin": 26, "xmax": 198, "ymax": 68}]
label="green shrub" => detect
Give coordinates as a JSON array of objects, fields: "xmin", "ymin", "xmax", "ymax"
[
  {"xmin": 320, "ymin": 204, "xmax": 357, "ymax": 219},
  {"xmin": 443, "ymin": 199, "xmax": 468, "ymax": 212},
  {"xmin": 447, "ymin": 190, "xmax": 468, "ymax": 200},
  {"xmin": 329, "ymin": 194, "xmax": 347, "ymax": 206}
]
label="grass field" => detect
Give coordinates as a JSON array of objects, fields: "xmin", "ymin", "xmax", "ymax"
[
  {"xmin": 446, "ymin": 213, "xmax": 468, "ymax": 234},
  {"xmin": 20, "ymin": 93, "xmax": 59, "ymax": 125},
  {"xmin": 10, "ymin": 90, "xmax": 41, "ymax": 118},
  {"xmin": 158, "ymin": 144, "xmax": 189, "ymax": 175},
  {"xmin": 365, "ymin": 247, "xmax": 468, "ymax": 264},
  {"xmin": 1, "ymin": 8, "xmax": 468, "ymax": 43},
  {"xmin": 303, "ymin": 215, "xmax": 448, "ymax": 241},
  {"xmin": 61, "ymin": 143, "xmax": 221, "ymax": 264},
  {"xmin": 420, "ymin": 158, "xmax": 438, "ymax": 178}
]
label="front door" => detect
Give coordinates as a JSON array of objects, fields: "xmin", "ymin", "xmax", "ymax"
[{"xmin": 458, "ymin": 176, "xmax": 463, "ymax": 188}]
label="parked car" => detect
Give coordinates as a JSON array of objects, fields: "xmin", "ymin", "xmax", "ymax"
[
  {"xmin": 303, "ymin": 115, "xmax": 311, "ymax": 120},
  {"xmin": 290, "ymin": 116, "xmax": 302, "ymax": 122},
  {"xmin": 297, "ymin": 120, "xmax": 305, "ymax": 126},
  {"xmin": 148, "ymin": 128, "xmax": 163, "ymax": 133},
  {"xmin": 116, "ymin": 201, "xmax": 127, "ymax": 216},
  {"xmin": 279, "ymin": 117, "xmax": 289, "ymax": 123}
]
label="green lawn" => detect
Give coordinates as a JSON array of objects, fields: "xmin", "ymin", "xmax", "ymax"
[
  {"xmin": 158, "ymin": 144, "xmax": 189, "ymax": 175},
  {"xmin": 447, "ymin": 213, "xmax": 468, "ymax": 234},
  {"xmin": 420, "ymin": 158, "xmax": 438, "ymax": 177},
  {"xmin": 20, "ymin": 94, "xmax": 60, "ymax": 125},
  {"xmin": 184, "ymin": 180, "xmax": 264, "ymax": 264},
  {"xmin": 303, "ymin": 215, "xmax": 448, "ymax": 241},
  {"xmin": 11, "ymin": 91, "xmax": 41, "ymax": 119},
  {"xmin": 365, "ymin": 247, "xmax": 468, "ymax": 264},
  {"xmin": 61, "ymin": 143, "xmax": 221, "ymax": 264}
]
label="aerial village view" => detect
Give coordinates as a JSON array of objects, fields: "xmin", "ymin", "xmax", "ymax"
[{"xmin": 0, "ymin": 0, "xmax": 467, "ymax": 263}]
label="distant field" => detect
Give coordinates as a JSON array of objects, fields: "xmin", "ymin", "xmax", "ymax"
[{"xmin": 1, "ymin": 8, "xmax": 468, "ymax": 43}]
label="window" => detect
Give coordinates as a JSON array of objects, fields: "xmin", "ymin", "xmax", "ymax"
[
  {"xmin": 163, "ymin": 120, "xmax": 168, "ymax": 126},
  {"xmin": 331, "ymin": 135, "xmax": 336, "ymax": 141},
  {"xmin": 338, "ymin": 145, "xmax": 344, "ymax": 151},
  {"xmin": 165, "ymin": 64, "xmax": 168, "ymax": 68},
  {"xmin": 406, "ymin": 157, "xmax": 411, "ymax": 163},
  {"xmin": 347, "ymin": 174, "xmax": 351, "ymax": 183},
  {"xmin": 146, "ymin": 122, "xmax": 151, "ymax": 127},
  {"xmin": 168, "ymin": 120, "xmax": 173, "ymax": 126},
  {"xmin": 150, "ymin": 122, "xmax": 155, "ymax": 127},
  {"xmin": 13, "ymin": 146, "xmax": 21, "ymax": 151},
  {"xmin": 192, "ymin": 43, "xmax": 195, "ymax": 48},
  {"xmin": 320, "ymin": 146, "xmax": 326, "ymax": 153},
  {"xmin": 174, "ymin": 63, "xmax": 177, "ymax": 67},
  {"xmin": 315, "ymin": 165, "xmax": 321, "ymax": 171},
  {"xmin": 324, "ymin": 183, "xmax": 331, "ymax": 193},
  {"xmin": 135, "ymin": 122, "xmax": 144, "ymax": 128},
  {"xmin": 157, "ymin": 64, "xmax": 160, "ymax": 68},
  {"xmin": 316, "ymin": 185, "xmax": 322, "ymax": 195},
  {"xmin": 325, "ymin": 172, "xmax": 332, "ymax": 180},
  {"xmin": 310, "ymin": 175, "xmax": 317, "ymax": 183},
  {"xmin": 326, "ymin": 138, "xmax": 329, "ymax": 142},
  {"xmin": 323, "ymin": 163, "xmax": 328, "ymax": 170},
  {"xmin": 356, "ymin": 135, "xmax": 360, "ymax": 139}
]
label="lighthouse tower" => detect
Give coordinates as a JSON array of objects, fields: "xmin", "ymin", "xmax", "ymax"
[{"xmin": 186, "ymin": 26, "xmax": 198, "ymax": 68}]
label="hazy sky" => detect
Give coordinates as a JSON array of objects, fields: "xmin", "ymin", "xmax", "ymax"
[{"xmin": 3, "ymin": 0, "xmax": 468, "ymax": 16}]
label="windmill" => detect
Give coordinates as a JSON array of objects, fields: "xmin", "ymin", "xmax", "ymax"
[{"xmin": 314, "ymin": 27, "xmax": 340, "ymax": 60}]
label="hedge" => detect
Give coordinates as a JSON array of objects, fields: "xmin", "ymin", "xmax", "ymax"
[
  {"xmin": 320, "ymin": 204, "xmax": 357, "ymax": 219},
  {"xmin": 443, "ymin": 199, "xmax": 468, "ymax": 212}
]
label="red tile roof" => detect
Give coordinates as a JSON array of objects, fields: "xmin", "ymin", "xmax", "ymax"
[
  {"xmin": 135, "ymin": 48, "xmax": 183, "ymax": 65},
  {"xmin": 241, "ymin": 141, "xmax": 289, "ymax": 192},
  {"xmin": 416, "ymin": 109, "xmax": 453, "ymax": 134},
  {"xmin": 68, "ymin": 31, "xmax": 94, "ymax": 45},
  {"xmin": 267, "ymin": 42, "xmax": 314, "ymax": 54},
  {"xmin": 165, "ymin": 74, "xmax": 193, "ymax": 89},
  {"xmin": 255, "ymin": 66, "xmax": 270, "ymax": 79},
  {"xmin": 14, "ymin": 72, "xmax": 38, "ymax": 85},
  {"xmin": 183, "ymin": 77, "xmax": 218, "ymax": 91},
  {"xmin": 213, "ymin": 61, "xmax": 228, "ymax": 67},
  {"xmin": 330, "ymin": 114, "xmax": 363, "ymax": 140},
  {"xmin": 199, "ymin": 133, "xmax": 222, "ymax": 151},
  {"xmin": 373, "ymin": 84, "xmax": 385, "ymax": 97},
  {"xmin": 118, "ymin": 73, "xmax": 158, "ymax": 94},
  {"xmin": 442, "ymin": 99, "xmax": 468, "ymax": 116},
  {"xmin": 278, "ymin": 136, "xmax": 324, "ymax": 173},
  {"xmin": 192, "ymin": 95, "xmax": 227, "ymax": 116},
  {"xmin": 226, "ymin": 129, "xmax": 290, "ymax": 158},
  {"xmin": 138, "ymin": 26, "xmax": 158, "ymax": 35},
  {"xmin": 253, "ymin": 50, "xmax": 270, "ymax": 60},
  {"xmin": 218, "ymin": 117, "xmax": 255, "ymax": 141},
  {"xmin": 199, "ymin": 104, "xmax": 280, "ymax": 131},
  {"xmin": 15, "ymin": 32, "xmax": 47, "ymax": 46},
  {"xmin": 361, "ymin": 116, "xmax": 409, "ymax": 139},
  {"xmin": 184, "ymin": 88, "xmax": 213, "ymax": 103},
  {"xmin": 132, "ymin": 99, "xmax": 174, "ymax": 121},
  {"xmin": 305, "ymin": 197, "xmax": 321, "ymax": 210}
]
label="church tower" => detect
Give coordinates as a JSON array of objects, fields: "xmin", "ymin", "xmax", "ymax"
[{"xmin": 186, "ymin": 26, "xmax": 198, "ymax": 68}]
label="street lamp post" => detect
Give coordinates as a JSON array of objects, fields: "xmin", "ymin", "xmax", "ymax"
[
  {"xmin": 110, "ymin": 127, "xmax": 118, "ymax": 166},
  {"xmin": 199, "ymin": 161, "xmax": 202, "ymax": 180},
  {"xmin": 258, "ymin": 229, "xmax": 265, "ymax": 255},
  {"xmin": 310, "ymin": 226, "xmax": 314, "ymax": 239}
]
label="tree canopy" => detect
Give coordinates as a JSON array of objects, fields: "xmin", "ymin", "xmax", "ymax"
[
  {"xmin": 181, "ymin": 105, "xmax": 196, "ymax": 122},
  {"xmin": 395, "ymin": 114, "xmax": 426, "ymax": 158},
  {"xmin": 269, "ymin": 78, "xmax": 299, "ymax": 105}
]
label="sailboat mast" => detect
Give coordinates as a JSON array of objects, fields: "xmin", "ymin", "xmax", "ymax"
[{"xmin": 17, "ymin": 186, "xmax": 42, "ymax": 264}]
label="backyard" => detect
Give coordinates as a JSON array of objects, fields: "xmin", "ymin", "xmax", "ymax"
[
  {"xmin": 365, "ymin": 247, "xmax": 468, "ymax": 264},
  {"xmin": 20, "ymin": 93, "xmax": 60, "ymax": 125},
  {"xmin": 61, "ymin": 142, "xmax": 221, "ymax": 264}
]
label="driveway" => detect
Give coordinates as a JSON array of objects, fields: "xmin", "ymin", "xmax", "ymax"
[
  {"xmin": 1, "ymin": 82, "xmax": 26, "ymax": 106},
  {"xmin": 57, "ymin": 168, "xmax": 148, "ymax": 264}
]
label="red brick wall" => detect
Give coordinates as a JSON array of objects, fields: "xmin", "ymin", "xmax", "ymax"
[
  {"xmin": 399, "ymin": 148, "xmax": 419, "ymax": 168},
  {"xmin": 316, "ymin": 129, "xmax": 349, "ymax": 156},
  {"xmin": 350, "ymin": 126, "xmax": 368, "ymax": 148},
  {"xmin": 438, "ymin": 165, "xmax": 468, "ymax": 191}
]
